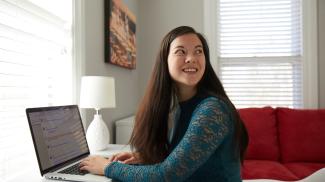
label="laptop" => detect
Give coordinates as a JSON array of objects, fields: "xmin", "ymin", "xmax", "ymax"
[{"xmin": 26, "ymin": 105, "xmax": 111, "ymax": 182}]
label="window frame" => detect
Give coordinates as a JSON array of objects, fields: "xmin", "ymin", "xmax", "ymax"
[{"xmin": 203, "ymin": 0, "xmax": 319, "ymax": 108}]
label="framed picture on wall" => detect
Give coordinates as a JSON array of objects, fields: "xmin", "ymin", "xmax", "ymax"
[{"xmin": 104, "ymin": 0, "xmax": 136, "ymax": 69}]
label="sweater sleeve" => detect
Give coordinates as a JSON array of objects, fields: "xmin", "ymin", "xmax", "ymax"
[{"xmin": 105, "ymin": 97, "xmax": 232, "ymax": 182}]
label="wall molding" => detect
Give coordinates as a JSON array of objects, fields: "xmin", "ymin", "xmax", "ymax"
[
  {"xmin": 203, "ymin": 0, "xmax": 219, "ymax": 74},
  {"xmin": 302, "ymin": 0, "xmax": 319, "ymax": 108}
]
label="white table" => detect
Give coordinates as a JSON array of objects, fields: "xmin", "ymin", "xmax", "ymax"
[{"xmin": 6, "ymin": 144, "xmax": 129, "ymax": 182}]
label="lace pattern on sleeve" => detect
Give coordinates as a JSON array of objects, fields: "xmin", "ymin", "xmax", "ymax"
[{"xmin": 105, "ymin": 97, "xmax": 232, "ymax": 182}]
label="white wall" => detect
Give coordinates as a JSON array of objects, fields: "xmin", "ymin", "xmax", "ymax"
[
  {"xmin": 137, "ymin": 0, "xmax": 204, "ymax": 97},
  {"xmin": 82, "ymin": 0, "xmax": 139, "ymax": 143},
  {"xmin": 318, "ymin": 0, "xmax": 325, "ymax": 108}
]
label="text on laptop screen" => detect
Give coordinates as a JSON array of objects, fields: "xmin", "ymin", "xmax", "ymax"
[{"xmin": 28, "ymin": 106, "xmax": 88, "ymax": 170}]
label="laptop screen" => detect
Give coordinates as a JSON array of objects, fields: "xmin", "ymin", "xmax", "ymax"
[{"xmin": 26, "ymin": 105, "xmax": 89, "ymax": 172}]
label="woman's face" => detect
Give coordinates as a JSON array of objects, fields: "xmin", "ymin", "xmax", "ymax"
[{"xmin": 167, "ymin": 33, "xmax": 206, "ymax": 90}]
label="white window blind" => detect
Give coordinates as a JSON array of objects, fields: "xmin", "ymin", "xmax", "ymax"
[
  {"xmin": 0, "ymin": 0, "xmax": 73, "ymax": 181},
  {"xmin": 217, "ymin": 0, "xmax": 302, "ymax": 108}
]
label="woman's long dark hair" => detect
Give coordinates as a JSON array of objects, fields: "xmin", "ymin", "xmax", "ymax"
[{"xmin": 129, "ymin": 26, "xmax": 248, "ymax": 164}]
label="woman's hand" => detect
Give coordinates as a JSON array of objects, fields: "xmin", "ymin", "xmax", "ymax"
[
  {"xmin": 109, "ymin": 152, "xmax": 142, "ymax": 164},
  {"xmin": 79, "ymin": 156, "xmax": 110, "ymax": 175}
]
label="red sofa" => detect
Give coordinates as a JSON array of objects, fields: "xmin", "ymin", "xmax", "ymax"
[{"xmin": 239, "ymin": 107, "xmax": 325, "ymax": 181}]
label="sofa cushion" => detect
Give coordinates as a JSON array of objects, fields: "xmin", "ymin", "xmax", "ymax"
[
  {"xmin": 277, "ymin": 108, "xmax": 325, "ymax": 163},
  {"xmin": 241, "ymin": 160, "xmax": 299, "ymax": 181},
  {"xmin": 238, "ymin": 107, "xmax": 279, "ymax": 161},
  {"xmin": 283, "ymin": 162, "xmax": 325, "ymax": 179}
]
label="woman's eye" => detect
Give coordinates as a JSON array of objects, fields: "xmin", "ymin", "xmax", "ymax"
[
  {"xmin": 175, "ymin": 49, "xmax": 185, "ymax": 55},
  {"xmin": 195, "ymin": 49, "xmax": 203, "ymax": 54}
]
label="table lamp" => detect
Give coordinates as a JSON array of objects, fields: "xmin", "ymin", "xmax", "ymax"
[{"xmin": 80, "ymin": 76, "xmax": 116, "ymax": 153}]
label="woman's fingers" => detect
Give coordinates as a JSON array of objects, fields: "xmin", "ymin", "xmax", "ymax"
[
  {"xmin": 108, "ymin": 152, "xmax": 142, "ymax": 164},
  {"xmin": 78, "ymin": 156, "xmax": 109, "ymax": 175},
  {"xmin": 109, "ymin": 153, "xmax": 122, "ymax": 162},
  {"xmin": 79, "ymin": 165, "xmax": 89, "ymax": 171},
  {"xmin": 112, "ymin": 154, "xmax": 120, "ymax": 161},
  {"xmin": 109, "ymin": 152, "xmax": 132, "ymax": 162},
  {"xmin": 122, "ymin": 157, "xmax": 137, "ymax": 164},
  {"xmin": 116, "ymin": 152, "xmax": 132, "ymax": 160},
  {"xmin": 108, "ymin": 155, "xmax": 116, "ymax": 162},
  {"xmin": 80, "ymin": 158, "xmax": 90, "ymax": 167}
]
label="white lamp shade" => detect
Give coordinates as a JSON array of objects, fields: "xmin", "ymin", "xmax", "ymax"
[{"xmin": 80, "ymin": 76, "xmax": 116, "ymax": 109}]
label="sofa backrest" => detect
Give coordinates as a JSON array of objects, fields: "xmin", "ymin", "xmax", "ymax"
[
  {"xmin": 277, "ymin": 108, "xmax": 325, "ymax": 163},
  {"xmin": 239, "ymin": 107, "xmax": 280, "ymax": 161}
]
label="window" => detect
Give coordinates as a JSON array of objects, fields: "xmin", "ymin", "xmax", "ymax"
[
  {"xmin": 0, "ymin": 0, "xmax": 73, "ymax": 180},
  {"xmin": 217, "ymin": 0, "xmax": 302, "ymax": 108},
  {"xmin": 205, "ymin": 0, "xmax": 318, "ymax": 109}
]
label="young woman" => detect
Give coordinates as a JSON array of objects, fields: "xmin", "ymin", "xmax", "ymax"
[{"xmin": 80, "ymin": 26, "xmax": 249, "ymax": 181}]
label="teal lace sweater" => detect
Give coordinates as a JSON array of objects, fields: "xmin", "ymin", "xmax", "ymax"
[{"xmin": 105, "ymin": 95, "xmax": 241, "ymax": 182}]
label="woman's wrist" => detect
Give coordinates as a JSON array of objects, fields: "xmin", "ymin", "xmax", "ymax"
[{"xmin": 104, "ymin": 161, "xmax": 113, "ymax": 176}]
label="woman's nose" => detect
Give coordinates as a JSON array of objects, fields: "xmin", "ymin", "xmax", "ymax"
[{"xmin": 185, "ymin": 56, "xmax": 196, "ymax": 63}]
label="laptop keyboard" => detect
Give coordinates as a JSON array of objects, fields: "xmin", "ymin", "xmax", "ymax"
[{"xmin": 58, "ymin": 162, "xmax": 89, "ymax": 175}]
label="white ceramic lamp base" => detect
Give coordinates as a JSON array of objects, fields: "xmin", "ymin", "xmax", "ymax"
[{"xmin": 86, "ymin": 114, "xmax": 110, "ymax": 153}]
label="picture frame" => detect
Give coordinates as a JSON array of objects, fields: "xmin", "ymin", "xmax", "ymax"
[{"xmin": 104, "ymin": 0, "xmax": 136, "ymax": 69}]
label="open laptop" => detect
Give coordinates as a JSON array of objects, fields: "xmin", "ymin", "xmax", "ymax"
[{"xmin": 26, "ymin": 105, "xmax": 111, "ymax": 182}]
